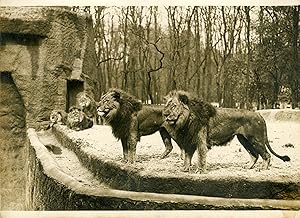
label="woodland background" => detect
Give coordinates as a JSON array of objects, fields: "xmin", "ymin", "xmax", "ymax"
[{"xmin": 73, "ymin": 6, "xmax": 300, "ymax": 109}]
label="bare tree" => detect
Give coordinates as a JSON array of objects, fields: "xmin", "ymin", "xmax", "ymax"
[
  {"xmin": 244, "ymin": 6, "xmax": 252, "ymax": 109},
  {"xmin": 290, "ymin": 6, "xmax": 300, "ymax": 108},
  {"xmin": 212, "ymin": 6, "xmax": 242, "ymax": 107},
  {"xmin": 90, "ymin": 6, "xmax": 297, "ymax": 108}
]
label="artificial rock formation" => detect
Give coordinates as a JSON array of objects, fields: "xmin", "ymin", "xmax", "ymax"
[
  {"xmin": 0, "ymin": 7, "xmax": 99, "ymax": 209},
  {"xmin": 0, "ymin": 6, "xmax": 100, "ymax": 130}
]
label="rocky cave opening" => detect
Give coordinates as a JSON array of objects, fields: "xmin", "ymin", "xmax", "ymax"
[{"xmin": 66, "ymin": 80, "xmax": 84, "ymax": 112}]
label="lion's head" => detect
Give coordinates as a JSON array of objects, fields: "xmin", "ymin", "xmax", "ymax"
[
  {"xmin": 163, "ymin": 90, "xmax": 216, "ymax": 129},
  {"xmin": 97, "ymin": 88, "xmax": 142, "ymax": 123},
  {"xmin": 50, "ymin": 110, "xmax": 63, "ymax": 124},
  {"xmin": 49, "ymin": 110, "xmax": 66, "ymax": 128},
  {"xmin": 163, "ymin": 91, "xmax": 190, "ymax": 128},
  {"xmin": 77, "ymin": 92, "xmax": 94, "ymax": 111},
  {"xmin": 97, "ymin": 90, "xmax": 121, "ymax": 122},
  {"xmin": 67, "ymin": 106, "xmax": 85, "ymax": 130},
  {"xmin": 66, "ymin": 106, "xmax": 94, "ymax": 131}
]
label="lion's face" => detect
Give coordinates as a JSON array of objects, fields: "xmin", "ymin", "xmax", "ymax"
[
  {"xmin": 97, "ymin": 91, "xmax": 120, "ymax": 121},
  {"xmin": 50, "ymin": 110, "xmax": 63, "ymax": 124},
  {"xmin": 78, "ymin": 94, "xmax": 92, "ymax": 110},
  {"xmin": 163, "ymin": 95, "xmax": 190, "ymax": 128},
  {"xmin": 68, "ymin": 107, "xmax": 84, "ymax": 124}
]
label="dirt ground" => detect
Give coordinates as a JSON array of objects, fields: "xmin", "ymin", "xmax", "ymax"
[{"xmin": 38, "ymin": 109, "xmax": 300, "ymax": 187}]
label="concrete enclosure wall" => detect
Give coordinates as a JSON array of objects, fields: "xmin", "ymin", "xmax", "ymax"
[{"xmin": 0, "ymin": 7, "xmax": 99, "ymax": 209}]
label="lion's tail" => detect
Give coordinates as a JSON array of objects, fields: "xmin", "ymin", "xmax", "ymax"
[{"xmin": 266, "ymin": 141, "xmax": 291, "ymax": 162}]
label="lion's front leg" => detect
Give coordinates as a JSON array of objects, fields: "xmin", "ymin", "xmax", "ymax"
[
  {"xmin": 196, "ymin": 127, "xmax": 208, "ymax": 174},
  {"xmin": 182, "ymin": 151, "xmax": 192, "ymax": 172},
  {"xmin": 121, "ymin": 138, "xmax": 129, "ymax": 162},
  {"xmin": 180, "ymin": 148, "xmax": 185, "ymax": 160},
  {"xmin": 127, "ymin": 114, "xmax": 139, "ymax": 163},
  {"xmin": 159, "ymin": 128, "xmax": 173, "ymax": 159},
  {"xmin": 127, "ymin": 136, "xmax": 138, "ymax": 163}
]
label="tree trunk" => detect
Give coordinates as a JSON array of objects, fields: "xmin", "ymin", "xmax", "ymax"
[
  {"xmin": 205, "ymin": 6, "xmax": 213, "ymax": 102},
  {"xmin": 245, "ymin": 6, "xmax": 251, "ymax": 109},
  {"xmin": 194, "ymin": 7, "xmax": 202, "ymax": 96},
  {"xmin": 291, "ymin": 6, "xmax": 300, "ymax": 108}
]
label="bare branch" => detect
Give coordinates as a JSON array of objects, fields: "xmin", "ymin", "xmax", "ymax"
[
  {"xmin": 147, "ymin": 39, "xmax": 164, "ymax": 73},
  {"xmin": 97, "ymin": 53, "xmax": 125, "ymax": 66}
]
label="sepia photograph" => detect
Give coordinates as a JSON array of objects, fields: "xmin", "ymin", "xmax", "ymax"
[{"xmin": 0, "ymin": 1, "xmax": 300, "ymax": 217}]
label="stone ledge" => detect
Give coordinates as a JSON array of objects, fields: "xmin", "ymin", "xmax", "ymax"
[
  {"xmin": 52, "ymin": 125, "xmax": 300, "ymax": 200},
  {"xmin": 258, "ymin": 109, "xmax": 300, "ymax": 122},
  {"xmin": 0, "ymin": 7, "xmax": 52, "ymax": 36},
  {"xmin": 27, "ymin": 128, "xmax": 300, "ymax": 210}
]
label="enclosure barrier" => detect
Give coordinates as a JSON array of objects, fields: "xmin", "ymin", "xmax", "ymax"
[{"xmin": 26, "ymin": 127, "xmax": 300, "ymax": 210}]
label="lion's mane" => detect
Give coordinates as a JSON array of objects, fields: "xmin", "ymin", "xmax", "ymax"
[
  {"xmin": 165, "ymin": 90, "xmax": 216, "ymax": 127},
  {"xmin": 163, "ymin": 90, "xmax": 216, "ymax": 172},
  {"xmin": 98, "ymin": 88, "xmax": 174, "ymax": 162},
  {"xmin": 103, "ymin": 88, "xmax": 142, "ymax": 140}
]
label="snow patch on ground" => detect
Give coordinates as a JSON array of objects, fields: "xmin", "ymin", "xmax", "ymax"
[
  {"xmin": 37, "ymin": 109, "xmax": 300, "ymax": 185},
  {"xmin": 55, "ymin": 120, "xmax": 299, "ymax": 183}
]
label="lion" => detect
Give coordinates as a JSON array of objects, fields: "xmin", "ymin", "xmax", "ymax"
[
  {"xmin": 162, "ymin": 90, "xmax": 217, "ymax": 173},
  {"xmin": 163, "ymin": 90, "xmax": 291, "ymax": 173},
  {"xmin": 97, "ymin": 88, "xmax": 173, "ymax": 163},
  {"xmin": 46, "ymin": 109, "xmax": 67, "ymax": 129},
  {"xmin": 77, "ymin": 92, "xmax": 103, "ymax": 125},
  {"xmin": 66, "ymin": 106, "xmax": 93, "ymax": 131}
]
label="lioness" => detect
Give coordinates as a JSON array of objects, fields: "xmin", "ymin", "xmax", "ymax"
[
  {"xmin": 46, "ymin": 109, "xmax": 67, "ymax": 130},
  {"xmin": 97, "ymin": 88, "xmax": 173, "ymax": 163},
  {"xmin": 77, "ymin": 92, "xmax": 103, "ymax": 125},
  {"xmin": 66, "ymin": 106, "xmax": 93, "ymax": 131},
  {"xmin": 163, "ymin": 90, "xmax": 290, "ymax": 173}
]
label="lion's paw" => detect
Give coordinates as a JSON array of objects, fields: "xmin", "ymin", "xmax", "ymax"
[
  {"xmin": 181, "ymin": 166, "xmax": 190, "ymax": 172},
  {"xmin": 195, "ymin": 168, "xmax": 208, "ymax": 174}
]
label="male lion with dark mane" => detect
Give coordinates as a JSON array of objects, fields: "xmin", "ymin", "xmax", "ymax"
[
  {"xmin": 97, "ymin": 88, "xmax": 173, "ymax": 163},
  {"xmin": 163, "ymin": 90, "xmax": 290, "ymax": 173}
]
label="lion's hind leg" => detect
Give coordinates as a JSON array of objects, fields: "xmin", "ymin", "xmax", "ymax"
[
  {"xmin": 241, "ymin": 135, "xmax": 271, "ymax": 170},
  {"xmin": 237, "ymin": 134, "xmax": 259, "ymax": 169},
  {"xmin": 252, "ymin": 138, "xmax": 271, "ymax": 170}
]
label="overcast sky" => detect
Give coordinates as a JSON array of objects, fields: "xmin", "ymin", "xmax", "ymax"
[{"xmin": 0, "ymin": 0, "xmax": 299, "ymax": 6}]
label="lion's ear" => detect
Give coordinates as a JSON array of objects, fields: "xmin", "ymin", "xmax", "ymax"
[
  {"xmin": 69, "ymin": 106, "xmax": 75, "ymax": 111},
  {"xmin": 112, "ymin": 91, "xmax": 121, "ymax": 100},
  {"xmin": 178, "ymin": 94, "xmax": 189, "ymax": 105}
]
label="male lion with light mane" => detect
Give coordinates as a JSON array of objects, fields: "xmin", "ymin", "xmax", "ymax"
[
  {"xmin": 97, "ymin": 88, "xmax": 173, "ymax": 163},
  {"xmin": 163, "ymin": 90, "xmax": 217, "ymax": 173},
  {"xmin": 163, "ymin": 90, "xmax": 290, "ymax": 173}
]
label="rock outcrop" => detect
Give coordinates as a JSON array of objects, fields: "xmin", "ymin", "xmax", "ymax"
[
  {"xmin": 0, "ymin": 6, "xmax": 100, "ymax": 130},
  {"xmin": 0, "ymin": 7, "xmax": 99, "ymax": 209}
]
